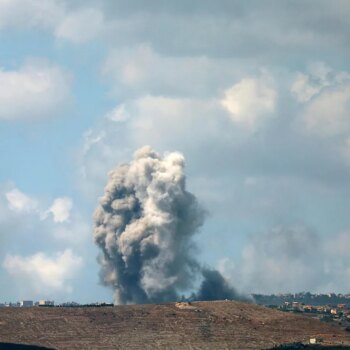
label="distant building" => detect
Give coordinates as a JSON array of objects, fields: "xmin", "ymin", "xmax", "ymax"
[
  {"xmin": 310, "ymin": 337, "xmax": 323, "ymax": 344},
  {"xmin": 38, "ymin": 300, "xmax": 54, "ymax": 306},
  {"xmin": 292, "ymin": 301, "xmax": 303, "ymax": 309},
  {"xmin": 20, "ymin": 300, "xmax": 33, "ymax": 307},
  {"xmin": 303, "ymin": 305, "xmax": 315, "ymax": 312}
]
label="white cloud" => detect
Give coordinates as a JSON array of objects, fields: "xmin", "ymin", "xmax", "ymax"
[
  {"xmin": 219, "ymin": 226, "xmax": 350, "ymax": 294},
  {"xmin": 0, "ymin": 62, "xmax": 71, "ymax": 120},
  {"xmin": 302, "ymin": 84, "xmax": 350, "ymax": 137},
  {"xmin": 291, "ymin": 63, "xmax": 350, "ymax": 137},
  {"xmin": 0, "ymin": 0, "xmax": 64, "ymax": 30},
  {"xmin": 291, "ymin": 62, "xmax": 350, "ymax": 103},
  {"xmin": 102, "ymin": 45, "xmax": 173, "ymax": 89},
  {"xmin": 5, "ymin": 189, "xmax": 73, "ymax": 224},
  {"xmin": 221, "ymin": 75, "xmax": 277, "ymax": 128},
  {"xmin": 54, "ymin": 8, "xmax": 105, "ymax": 43},
  {"xmin": 5, "ymin": 186, "xmax": 76, "ymax": 225},
  {"xmin": 5, "ymin": 188, "xmax": 37, "ymax": 213},
  {"xmin": 3, "ymin": 249, "xmax": 82, "ymax": 293},
  {"xmin": 291, "ymin": 73, "xmax": 322, "ymax": 103},
  {"xmin": 105, "ymin": 104, "xmax": 130, "ymax": 122},
  {"xmin": 130, "ymin": 96, "xmax": 196, "ymax": 139},
  {"xmin": 51, "ymin": 220, "xmax": 89, "ymax": 243},
  {"xmin": 47, "ymin": 197, "xmax": 73, "ymax": 223},
  {"xmin": 0, "ymin": 184, "xmax": 89, "ymax": 251},
  {"xmin": 0, "ymin": 1, "xmax": 349, "ymax": 58},
  {"xmin": 0, "ymin": 1, "xmax": 106, "ymax": 44},
  {"xmin": 103, "ymin": 45, "xmax": 151, "ymax": 88},
  {"xmin": 77, "ymin": 95, "xmax": 224, "ymax": 198},
  {"xmin": 102, "ymin": 44, "xmax": 240, "ymax": 99},
  {"xmin": 129, "ymin": 95, "xmax": 222, "ymax": 146}
]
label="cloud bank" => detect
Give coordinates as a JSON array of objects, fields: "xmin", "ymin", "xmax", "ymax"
[
  {"xmin": 0, "ymin": 185, "xmax": 86, "ymax": 299},
  {"xmin": 219, "ymin": 225, "xmax": 350, "ymax": 295},
  {"xmin": 0, "ymin": 62, "xmax": 71, "ymax": 120},
  {"xmin": 3, "ymin": 249, "xmax": 82, "ymax": 294}
]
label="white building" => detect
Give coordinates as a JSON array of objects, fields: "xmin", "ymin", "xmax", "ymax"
[
  {"xmin": 38, "ymin": 300, "xmax": 54, "ymax": 306},
  {"xmin": 310, "ymin": 337, "xmax": 323, "ymax": 344},
  {"xmin": 20, "ymin": 300, "xmax": 33, "ymax": 307}
]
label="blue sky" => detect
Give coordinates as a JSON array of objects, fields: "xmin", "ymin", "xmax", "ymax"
[{"xmin": 1, "ymin": 0, "xmax": 350, "ymax": 303}]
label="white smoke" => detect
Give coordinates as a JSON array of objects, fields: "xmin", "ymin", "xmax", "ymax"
[{"xmin": 93, "ymin": 146, "xmax": 246, "ymax": 304}]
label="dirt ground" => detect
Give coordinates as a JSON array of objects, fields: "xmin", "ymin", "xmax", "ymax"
[{"xmin": 0, "ymin": 301, "xmax": 350, "ymax": 349}]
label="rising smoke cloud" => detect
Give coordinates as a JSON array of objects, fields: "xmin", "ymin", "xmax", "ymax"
[{"xmin": 93, "ymin": 146, "xmax": 246, "ymax": 304}]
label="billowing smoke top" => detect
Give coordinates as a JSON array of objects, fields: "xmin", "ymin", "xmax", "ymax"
[{"xmin": 93, "ymin": 146, "xmax": 246, "ymax": 304}]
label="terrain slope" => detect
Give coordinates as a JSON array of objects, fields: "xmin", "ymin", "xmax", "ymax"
[{"xmin": 0, "ymin": 301, "xmax": 350, "ymax": 349}]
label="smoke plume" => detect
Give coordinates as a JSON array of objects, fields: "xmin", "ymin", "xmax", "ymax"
[{"xmin": 93, "ymin": 146, "xmax": 245, "ymax": 304}]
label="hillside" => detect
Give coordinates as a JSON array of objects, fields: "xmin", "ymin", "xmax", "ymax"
[{"xmin": 0, "ymin": 301, "xmax": 350, "ymax": 349}]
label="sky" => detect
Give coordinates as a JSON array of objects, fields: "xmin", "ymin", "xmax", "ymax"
[{"xmin": 1, "ymin": 0, "xmax": 350, "ymax": 303}]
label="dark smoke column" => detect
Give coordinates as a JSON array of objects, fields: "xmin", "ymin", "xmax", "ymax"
[{"xmin": 93, "ymin": 146, "xmax": 245, "ymax": 304}]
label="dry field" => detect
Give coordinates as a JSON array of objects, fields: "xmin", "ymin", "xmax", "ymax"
[{"xmin": 1, "ymin": 301, "xmax": 350, "ymax": 349}]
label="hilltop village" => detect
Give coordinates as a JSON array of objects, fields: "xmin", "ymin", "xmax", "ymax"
[
  {"xmin": 254, "ymin": 292, "xmax": 350, "ymax": 327},
  {"xmin": 0, "ymin": 300, "xmax": 113, "ymax": 308}
]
